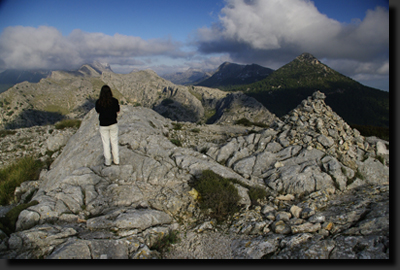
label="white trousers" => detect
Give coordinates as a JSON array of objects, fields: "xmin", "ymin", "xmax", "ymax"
[{"xmin": 99, "ymin": 124, "xmax": 119, "ymax": 165}]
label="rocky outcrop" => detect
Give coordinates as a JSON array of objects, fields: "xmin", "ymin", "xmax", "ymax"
[
  {"xmin": 0, "ymin": 92, "xmax": 389, "ymax": 259},
  {"xmin": 201, "ymin": 91, "xmax": 388, "ymax": 195},
  {"xmin": 0, "ymin": 125, "xmax": 78, "ymax": 169}
]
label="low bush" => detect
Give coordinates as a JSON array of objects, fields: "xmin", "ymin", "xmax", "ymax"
[
  {"xmin": 55, "ymin": 119, "xmax": 81, "ymax": 130},
  {"xmin": 193, "ymin": 170, "xmax": 240, "ymax": 222},
  {"xmin": 171, "ymin": 122, "xmax": 183, "ymax": 130},
  {"xmin": 0, "ymin": 200, "xmax": 39, "ymax": 235},
  {"xmin": 229, "ymin": 178, "xmax": 268, "ymax": 206},
  {"xmin": 0, "ymin": 156, "xmax": 44, "ymax": 205},
  {"xmin": 151, "ymin": 230, "xmax": 181, "ymax": 256},
  {"xmin": 247, "ymin": 186, "xmax": 268, "ymax": 205},
  {"xmin": 170, "ymin": 139, "xmax": 182, "ymax": 147},
  {"xmin": 235, "ymin": 118, "xmax": 252, "ymax": 126},
  {"xmin": 0, "ymin": 130, "xmax": 17, "ymax": 138},
  {"xmin": 235, "ymin": 118, "xmax": 268, "ymax": 128}
]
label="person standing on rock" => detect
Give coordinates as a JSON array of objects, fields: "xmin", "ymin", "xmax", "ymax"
[{"xmin": 95, "ymin": 85, "xmax": 120, "ymax": 166}]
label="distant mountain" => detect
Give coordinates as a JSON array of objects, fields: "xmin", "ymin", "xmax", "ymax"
[
  {"xmin": 161, "ymin": 68, "xmax": 213, "ymax": 85},
  {"xmin": 195, "ymin": 62, "xmax": 274, "ymax": 89},
  {"xmin": 234, "ymin": 53, "xmax": 389, "ymax": 128},
  {"xmin": 0, "ymin": 63, "xmax": 276, "ymax": 129},
  {"xmin": 0, "ymin": 62, "xmax": 113, "ymax": 94},
  {"xmin": 0, "ymin": 69, "xmax": 52, "ymax": 93}
]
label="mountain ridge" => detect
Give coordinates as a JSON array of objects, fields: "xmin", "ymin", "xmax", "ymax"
[
  {"xmin": 0, "ymin": 53, "xmax": 389, "ymax": 129},
  {"xmin": 234, "ymin": 53, "xmax": 389, "ymax": 128},
  {"xmin": 195, "ymin": 62, "xmax": 274, "ymax": 88},
  {"xmin": 0, "ymin": 64, "xmax": 276, "ymax": 129}
]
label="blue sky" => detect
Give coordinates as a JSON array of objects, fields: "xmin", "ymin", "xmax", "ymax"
[{"xmin": 0, "ymin": 0, "xmax": 390, "ymax": 91}]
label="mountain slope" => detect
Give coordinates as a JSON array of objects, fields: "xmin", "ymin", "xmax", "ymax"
[
  {"xmin": 161, "ymin": 68, "xmax": 212, "ymax": 85},
  {"xmin": 196, "ymin": 62, "xmax": 274, "ymax": 89},
  {"xmin": 0, "ymin": 65, "xmax": 276, "ymax": 129},
  {"xmin": 0, "ymin": 69, "xmax": 52, "ymax": 94},
  {"xmin": 235, "ymin": 53, "xmax": 389, "ymax": 127}
]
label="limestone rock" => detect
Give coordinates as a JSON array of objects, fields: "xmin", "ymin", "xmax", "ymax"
[{"xmin": 0, "ymin": 91, "xmax": 389, "ymax": 259}]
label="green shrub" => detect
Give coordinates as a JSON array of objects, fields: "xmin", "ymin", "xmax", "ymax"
[
  {"xmin": 190, "ymin": 128, "xmax": 200, "ymax": 133},
  {"xmin": 0, "ymin": 130, "xmax": 17, "ymax": 138},
  {"xmin": 247, "ymin": 186, "xmax": 268, "ymax": 205},
  {"xmin": 151, "ymin": 230, "xmax": 181, "ymax": 256},
  {"xmin": 228, "ymin": 178, "xmax": 268, "ymax": 205},
  {"xmin": 55, "ymin": 119, "xmax": 81, "ymax": 130},
  {"xmin": 0, "ymin": 156, "xmax": 44, "ymax": 205},
  {"xmin": 235, "ymin": 118, "xmax": 252, "ymax": 127},
  {"xmin": 0, "ymin": 200, "xmax": 39, "ymax": 235},
  {"xmin": 193, "ymin": 170, "xmax": 240, "ymax": 222},
  {"xmin": 235, "ymin": 118, "xmax": 268, "ymax": 128},
  {"xmin": 171, "ymin": 122, "xmax": 183, "ymax": 130},
  {"xmin": 170, "ymin": 139, "xmax": 182, "ymax": 147}
]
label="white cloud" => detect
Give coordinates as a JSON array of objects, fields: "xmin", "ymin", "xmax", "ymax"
[
  {"xmin": 194, "ymin": 0, "xmax": 389, "ymax": 90},
  {"xmin": 197, "ymin": 0, "xmax": 388, "ymax": 61},
  {"xmin": 0, "ymin": 26, "xmax": 188, "ymax": 71},
  {"xmin": 197, "ymin": 0, "xmax": 389, "ymax": 61}
]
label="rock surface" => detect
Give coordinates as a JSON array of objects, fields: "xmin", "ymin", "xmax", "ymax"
[{"xmin": 0, "ymin": 92, "xmax": 389, "ymax": 259}]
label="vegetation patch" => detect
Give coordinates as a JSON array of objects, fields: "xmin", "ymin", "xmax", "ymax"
[
  {"xmin": 351, "ymin": 124, "xmax": 389, "ymax": 141},
  {"xmin": 192, "ymin": 170, "xmax": 240, "ymax": 222},
  {"xmin": 228, "ymin": 178, "xmax": 268, "ymax": 206},
  {"xmin": 0, "ymin": 130, "xmax": 17, "ymax": 138},
  {"xmin": 55, "ymin": 119, "xmax": 81, "ymax": 130},
  {"xmin": 171, "ymin": 122, "xmax": 183, "ymax": 130},
  {"xmin": 347, "ymin": 169, "xmax": 365, "ymax": 186},
  {"xmin": 151, "ymin": 230, "xmax": 181, "ymax": 257},
  {"xmin": 0, "ymin": 156, "xmax": 44, "ymax": 205},
  {"xmin": 44, "ymin": 105, "xmax": 69, "ymax": 115},
  {"xmin": 204, "ymin": 109, "xmax": 217, "ymax": 124},
  {"xmin": 0, "ymin": 200, "xmax": 39, "ymax": 236},
  {"xmin": 188, "ymin": 88, "xmax": 202, "ymax": 102},
  {"xmin": 235, "ymin": 118, "xmax": 268, "ymax": 128},
  {"xmin": 170, "ymin": 139, "xmax": 182, "ymax": 147}
]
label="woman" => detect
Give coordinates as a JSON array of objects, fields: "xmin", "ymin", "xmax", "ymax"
[{"xmin": 95, "ymin": 85, "xmax": 120, "ymax": 166}]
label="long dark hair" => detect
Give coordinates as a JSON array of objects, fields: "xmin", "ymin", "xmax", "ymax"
[{"xmin": 98, "ymin": 85, "xmax": 113, "ymax": 107}]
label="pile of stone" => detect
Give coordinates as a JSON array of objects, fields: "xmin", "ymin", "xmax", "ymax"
[{"xmin": 275, "ymin": 91, "xmax": 387, "ymax": 169}]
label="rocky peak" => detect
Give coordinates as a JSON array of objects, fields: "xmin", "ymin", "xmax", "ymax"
[
  {"xmin": 296, "ymin": 52, "xmax": 320, "ymax": 65},
  {"xmin": 90, "ymin": 61, "xmax": 113, "ymax": 73}
]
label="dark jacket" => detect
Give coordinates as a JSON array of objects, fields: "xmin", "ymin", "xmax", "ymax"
[{"xmin": 95, "ymin": 98, "xmax": 120, "ymax": 126}]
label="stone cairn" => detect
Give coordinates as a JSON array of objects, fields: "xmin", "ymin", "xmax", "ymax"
[{"xmin": 274, "ymin": 91, "xmax": 370, "ymax": 170}]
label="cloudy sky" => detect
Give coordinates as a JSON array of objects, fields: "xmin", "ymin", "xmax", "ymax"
[{"xmin": 0, "ymin": 0, "xmax": 390, "ymax": 91}]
